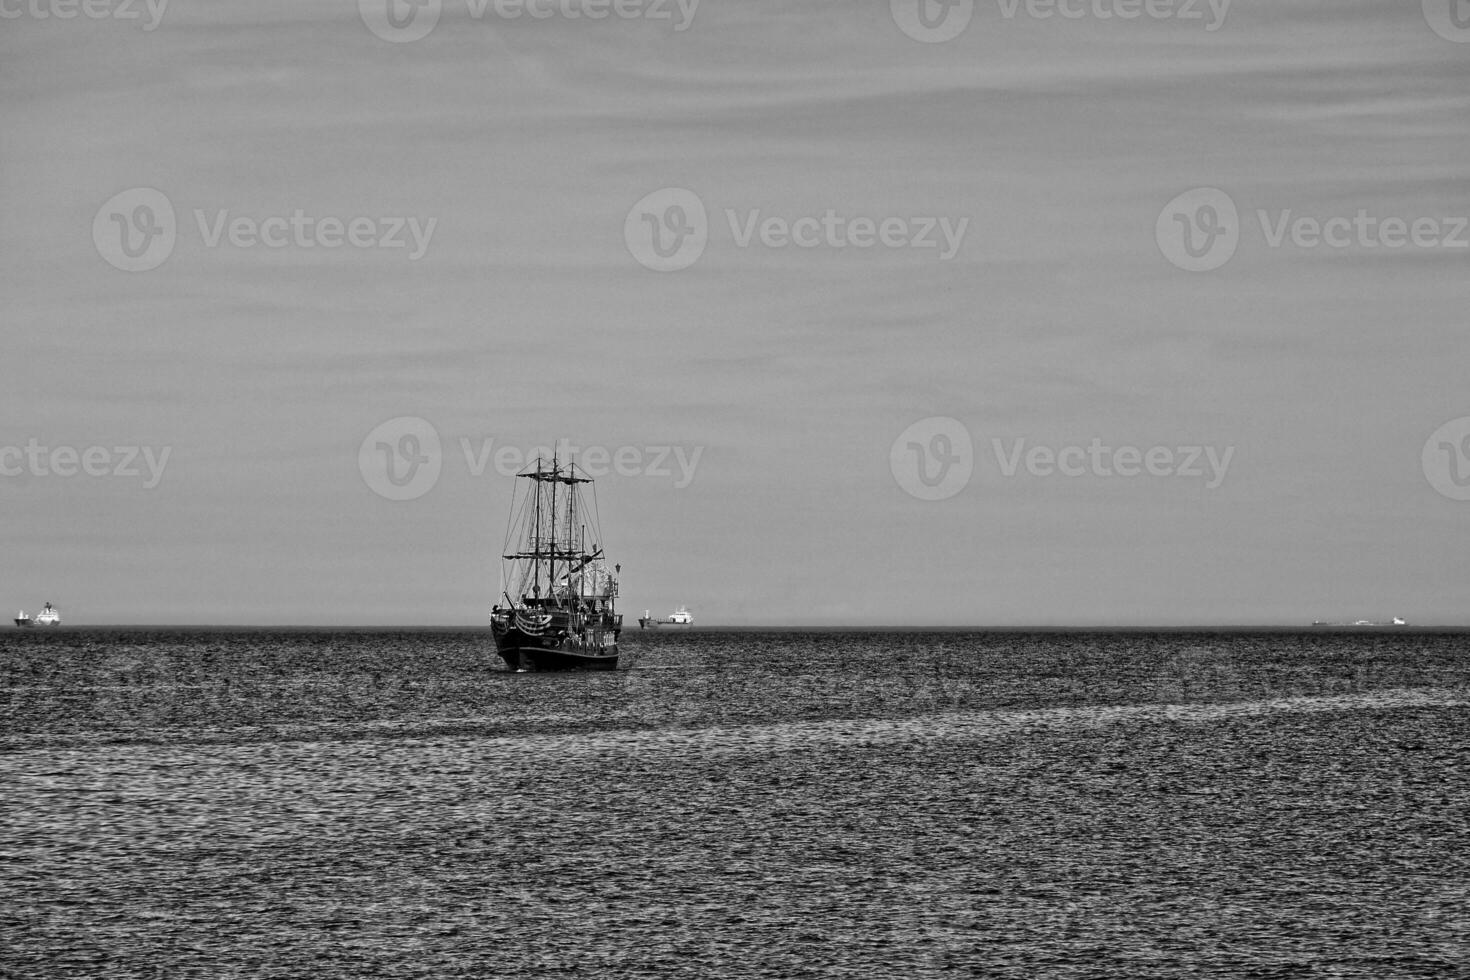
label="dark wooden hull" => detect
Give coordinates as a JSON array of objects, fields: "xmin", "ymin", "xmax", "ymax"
[{"xmin": 491, "ymin": 623, "xmax": 628, "ymax": 671}]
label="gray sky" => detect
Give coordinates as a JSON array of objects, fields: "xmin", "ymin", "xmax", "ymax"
[{"xmin": 3, "ymin": 0, "xmax": 1468, "ymax": 626}]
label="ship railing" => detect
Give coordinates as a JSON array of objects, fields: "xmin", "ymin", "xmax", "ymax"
[{"xmin": 515, "ymin": 609, "xmax": 553, "ymax": 635}]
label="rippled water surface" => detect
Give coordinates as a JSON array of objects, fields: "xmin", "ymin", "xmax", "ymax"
[{"xmin": 3, "ymin": 629, "xmax": 1468, "ymax": 978}]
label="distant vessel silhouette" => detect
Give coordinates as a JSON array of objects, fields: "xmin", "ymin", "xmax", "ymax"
[
  {"xmin": 1311, "ymin": 616, "xmax": 1407, "ymax": 627},
  {"xmin": 14, "ymin": 602, "xmax": 61, "ymax": 628},
  {"xmin": 639, "ymin": 606, "xmax": 693, "ymax": 629}
]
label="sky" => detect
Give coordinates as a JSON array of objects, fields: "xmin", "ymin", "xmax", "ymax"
[{"xmin": 2, "ymin": 0, "xmax": 1468, "ymax": 626}]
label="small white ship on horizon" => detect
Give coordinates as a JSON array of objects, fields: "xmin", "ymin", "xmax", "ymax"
[
  {"xmin": 15, "ymin": 603, "xmax": 61, "ymax": 628},
  {"xmin": 1311, "ymin": 616, "xmax": 1407, "ymax": 627},
  {"xmin": 639, "ymin": 606, "xmax": 693, "ymax": 628}
]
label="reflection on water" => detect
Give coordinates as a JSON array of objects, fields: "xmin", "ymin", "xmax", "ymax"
[{"xmin": 2, "ymin": 630, "xmax": 1468, "ymax": 978}]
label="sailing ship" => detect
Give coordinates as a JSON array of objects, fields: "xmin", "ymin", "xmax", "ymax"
[
  {"xmin": 490, "ymin": 455, "xmax": 626, "ymax": 671},
  {"xmin": 14, "ymin": 603, "xmax": 60, "ymax": 628},
  {"xmin": 638, "ymin": 606, "xmax": 693, "ymax": 628}
]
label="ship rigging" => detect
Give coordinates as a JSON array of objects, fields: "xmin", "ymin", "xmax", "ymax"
[{"xmin": 490, "ymin": 455, "xmax": 626, "ymax": 670}]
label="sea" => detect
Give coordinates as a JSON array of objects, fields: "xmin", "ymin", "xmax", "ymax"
[{"xmin": 2, "ymin": 629, "xmax": 1467, "ymax": 979}]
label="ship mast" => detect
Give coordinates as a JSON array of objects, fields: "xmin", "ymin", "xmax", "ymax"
[
  {"xmin": 505, "ymin": 454, "xmax": 596, "ymax": 610},
  {"xmin": 568, "ymin": 456, "xmax": 578, "ymax": 601},
  {"xmin": 530, "ymin": 456, "xmax": 541, "ymax": 599},
  {"xmin": 548, "ymin": 453, "xmax": 557, "ymax": 604}
]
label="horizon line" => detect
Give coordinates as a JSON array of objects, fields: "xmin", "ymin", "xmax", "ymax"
[{"xmin": 10, "ymin": 623, "xmax": 1468, "ymax": 632}]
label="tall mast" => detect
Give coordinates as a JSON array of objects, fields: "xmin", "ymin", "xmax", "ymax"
[
  {"xmin": 530, "ymin": 456, "xmax": 542, "ymax": 599},
  {"xmin": 567, "ymin": 458, "xmax": 577, "ymax": 604},
  {"xmin": 532, "ymin": 458, "xmax": 538, "ymax": 599},
  {"xmin": 568, "ymin": 457, "xmax": 577, "ymax": 555},
  {"xmin": 548, "ymin": 452, "xmax": 557, "ymax": 602}
]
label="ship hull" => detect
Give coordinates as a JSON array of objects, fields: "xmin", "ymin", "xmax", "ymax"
[
  {"xmin": 14, "ymin": 620, "xmax": 33, "ymax": 628},
  {"xmin": 491, "ymin": 623, "xmax": 628, "ymax": 671}
]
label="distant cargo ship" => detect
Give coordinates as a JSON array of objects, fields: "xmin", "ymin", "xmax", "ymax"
[
  {"xmin": 15, "ymin": 603, "xmax": 61, "ymax": 628},
  {"xmin": 1311, "ymin": 616, "xmax": 1407, "ymax": 627},
  {"xmin": 639, "ymin": 606, "xmax": 693, "ymax": 629}
]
